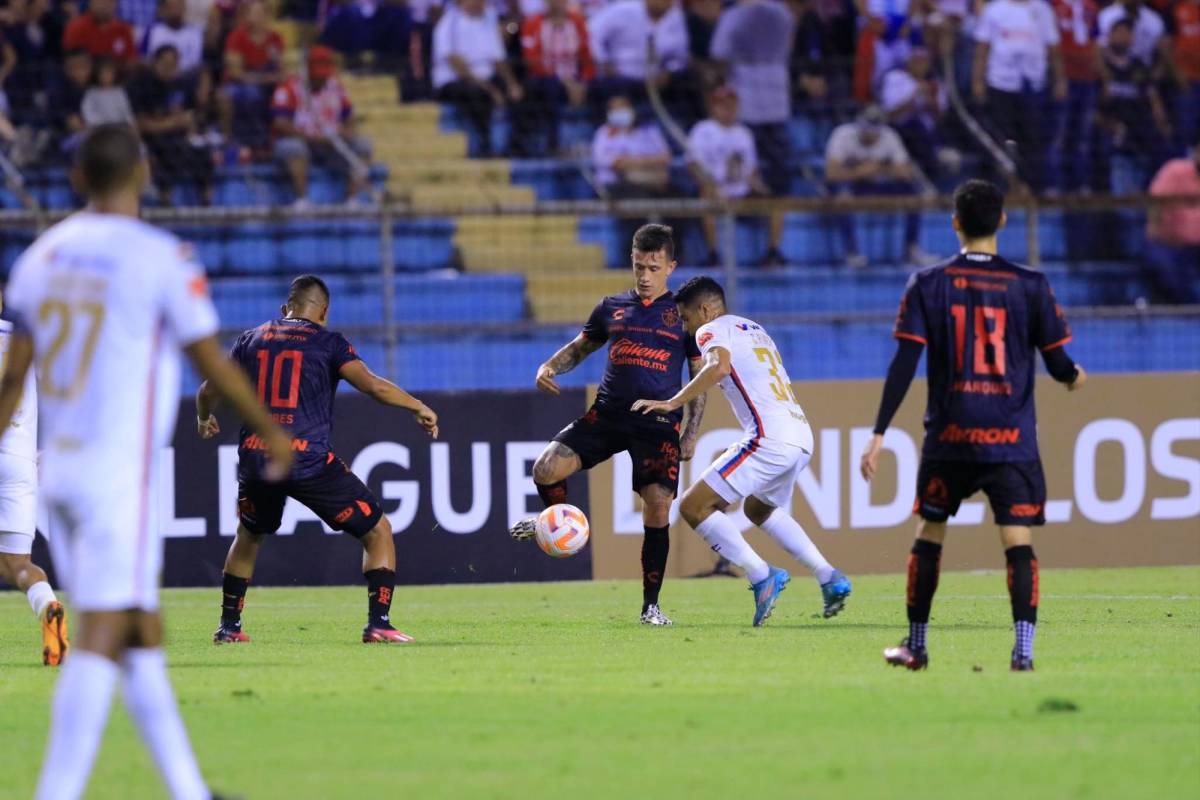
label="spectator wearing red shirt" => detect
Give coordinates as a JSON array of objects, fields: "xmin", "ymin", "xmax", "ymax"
[
  {"xmin": 62, "ymin": 0, "xmax": 137, "ymax": 64},
  {"xmin": 1051, "ymin": 0, "xmax": 1101, "ymax": 191},
  {"xmin": 516, "ymin": 0, "xmax": 594, "ymax": 155},
  {"xmin": 1171, "ymin": 0, "xmax": 1200, "ymax": 147},
  {"xmin": 272, "ymin": 45, "xmax": 373, "ymax": 205},
  {"xmin": 218, "ymin": 0, "xmax": 284, "ymax": 148}
]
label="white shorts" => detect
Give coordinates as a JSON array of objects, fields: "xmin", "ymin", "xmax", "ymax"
[
  {"xmin": 702, "ymin": 436, "xmax": 812, "ymax": 510},
  {"xmin": 43, "ymin": 478, "xmax": 162, "ymax": 612},
  {"xmin": 0, "ymin": 455, "xmax": 38, "ymax": 555}
]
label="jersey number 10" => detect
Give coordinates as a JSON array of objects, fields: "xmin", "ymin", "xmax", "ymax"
[
  {"xmin": 256, "ymin": 349, "xmax": 304, "ymax": 409},
  {"xmin": 951, "ymin": 304, "xmax": 1006, "ymax": 377}
]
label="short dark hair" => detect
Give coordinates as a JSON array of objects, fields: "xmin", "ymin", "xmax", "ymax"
[
  {"xmin": 632, "ymin": 223, "xmax": 674, "ymax": 260},
  {"xmin": 674, "ymin": 275, "xmax": 726, "ymax": 308},
  {"xmin": 952, "ymin": 179, "xmax": 1005, "ymax": 239},
  {"xmin": 152, "ymin": 43, "xmax": 179, "ymax": 61},
  {"xmin": 1110, "ymin": 17, "xmax": 1135, "ymax": 33},
  {"xmin": 287, "ymin": 274, "xmax": 330, "ymax": 308},
  {"xmin": 75, "ymin": 124, "xmax": 141, "ymax": 197}
]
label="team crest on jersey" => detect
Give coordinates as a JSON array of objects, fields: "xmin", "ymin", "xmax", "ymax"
[
  {"xmin": 662, "ymin": 308, "xmax": 680, "ymax": 328},
  {"xmin": 924, "ymin": 477, "xmax": 949, "ymax": 505},
  {"xmin": 612, "ymin": 308, "xmax": 626, "ymax": 320},
  {"xmin": 697, "ymin": 331, "xmax": 714, "ymax": 347}
]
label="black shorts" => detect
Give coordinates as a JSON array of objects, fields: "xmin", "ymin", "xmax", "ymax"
[
  {"xmin": 915, "ymin": 458, "xmax": 1047, "ymax": 526},
  {"xmin": 237, "ymin": 452, "xmax": 384, "ymax": 538},
  {"xmin": 553, "ymin": 407, "xmax": 681, "ymax": 494}
]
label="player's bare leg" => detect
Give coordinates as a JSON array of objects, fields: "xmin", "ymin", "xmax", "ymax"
[
  {"xmin": 360, "ymin": 516, "xmax": 412, "ymax": 643},
  {"xmin": 680, "ymin": 482, "xmax": 789, "ymax": 627},
  {"xmin": 214, "ymin": 524, "xmax": 263, "ymax": 643},
  {"xmin": 37, "ymin": 610, "xmax": 213, "ymax": 800},
  {"xmin": 638, "ymin": 483, "xmax": 674, "ymax": 625},
  {"xmin": 885, "ymin": 519, "xmax": 946, "ymax": 671},
  {"xmin": 509, "ymin": 441, "xmax": 583, "ymax": 540},
  {"xmin": 1000, "ymin": 525, "xmax": 1038, "ymax": 671},
  {"xmin": 0, "ymin": 552, "xmax": 67, "ymax": 665},
  {"xmin": 743, "ymin": 497, "xmax": 851, "ymax": 618}
]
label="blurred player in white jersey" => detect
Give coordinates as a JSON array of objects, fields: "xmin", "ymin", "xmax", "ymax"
[
  {"xmin": 633, "ymin": 276, "xmax": 852, "ymax": 626},
  {"xmin": 0, "ymin": 298, "xmax": 68, "ymax": 666},
  {"xmin": 0, "ymin": 124, "xmax": 293, "ymax": 800}
]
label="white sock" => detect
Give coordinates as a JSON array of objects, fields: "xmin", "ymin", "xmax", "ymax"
[
  {"xmin": 35, "ymin": 650, "xmax": 119, "ymax": 800},
  {"xmin": 121, "ymin": 648, "xmax": 210, "ymax": 800},
  {"xmin": 695, "ymin": 512, "xmax": 770, "ymax": 584},
  {"xmin": 760, "ymin": 509, "xmax": 835, "ymax": 584},
  {"xmin": 27, "ymin": 580, "xmax": 56, "ymax": 618}
]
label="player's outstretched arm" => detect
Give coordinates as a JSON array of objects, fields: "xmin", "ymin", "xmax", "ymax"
[
  {"xmin": 536, "ymin": 334, "xmax": 603, "ymax": 396},
  {"xmin": 679, "ymin": 356, "xmax": 707, "ymax": 461},
  {"xmin": 632, "ymin": 347, "xmax": 729, "ymax": 417},
  {"xmin": 861, "ymin": 338, "xmax": 924, "ymax": 481},
  {"xmin": 339, "ymin": 360, "xmax": 439, "ymax": 438},
  {"xmin": 0, "ymin": 330, "xmax": 32, "ymax": 433},
  {"xmin": 186, "ymin": 336, "xmax": 295, "ymax": 480}
]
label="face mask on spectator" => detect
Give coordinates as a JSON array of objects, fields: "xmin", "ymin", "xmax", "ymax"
[{"xmin": 608, "ymin": 108, "xmax": 635, "ymax": 129}]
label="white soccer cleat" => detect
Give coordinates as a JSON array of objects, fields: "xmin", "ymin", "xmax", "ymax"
[
  {"xmin": 509, "ymin": 517, "xmax": 537, "ymax": 541},
  {"xmin": 640, "ymin": 604, "xmax": 673, "ymax": 626}
]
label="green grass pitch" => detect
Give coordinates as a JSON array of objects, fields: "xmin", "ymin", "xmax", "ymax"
[{"xmin": 1, "ymin": 566, "xmax": 1197, "ymax": 799}]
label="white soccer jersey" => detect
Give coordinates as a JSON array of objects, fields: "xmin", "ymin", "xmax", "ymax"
[
  {"xmin": 5, "ymin": 212, "xmax": 219, "ymax": 609},
  {"xmin": 695, "ymin": 314, "xmax": 809, "ymax": 446},
  {"xmin": 0, "ymin": 320, "xmax": 38, "ymax": 463}
]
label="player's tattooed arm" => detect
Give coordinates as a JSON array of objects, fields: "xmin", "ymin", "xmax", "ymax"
[
  {"xmin": 340, "ymin": 360, "xmax": 439, "ymax": 438},
  {"xmin": 679, "ymin": 357, "xmax": 707, "ymax": 461},
  {"xmin": 536, "ymin": 334, "xmax": 603, "ymax": 396}
]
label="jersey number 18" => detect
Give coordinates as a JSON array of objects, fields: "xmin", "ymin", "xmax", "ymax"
[{"xmin": 950, "ymin": 304, "xmax": 1006, "ymax": 378}]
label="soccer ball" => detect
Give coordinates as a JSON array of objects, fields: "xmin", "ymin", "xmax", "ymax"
[{"xmin": 534, "ymin": 504, "xmax": 590, "ymax": 558}]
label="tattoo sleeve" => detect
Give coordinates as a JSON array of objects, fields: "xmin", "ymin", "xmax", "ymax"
[
  {"xmin": 682, "ymin": 358, "xmax": 707, "ymax": 440},
  {"xmin": 545, "ymin": 335, "xmax": 601, "ymax": 375}
]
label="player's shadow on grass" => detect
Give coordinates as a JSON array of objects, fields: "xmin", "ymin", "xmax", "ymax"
[{"xmin": 766, "ymin": 622, "xmax": 1001, "ymax": 631}]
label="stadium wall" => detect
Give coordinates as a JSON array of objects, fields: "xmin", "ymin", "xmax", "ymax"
[{"xmin": 589, "ymin": 373, "xmax": 1200, "ymax": 578}]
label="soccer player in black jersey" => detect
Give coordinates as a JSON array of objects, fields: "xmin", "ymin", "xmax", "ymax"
[
  {"xmin": 861, "ymin": 180, "xmax": 1087, "ymax": 672},
  {"xmin": 510, "ymin": 224, "xmax": 706, "ymax": 625},
  {"xmin": 196, "ymin": 275, "xmax": 439, "ymax": 644}
]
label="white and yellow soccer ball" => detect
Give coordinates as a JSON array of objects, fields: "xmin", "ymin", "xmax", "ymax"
[{"xmin": 534, "ymin": 504, "xmax": 590, "ymax": 558}]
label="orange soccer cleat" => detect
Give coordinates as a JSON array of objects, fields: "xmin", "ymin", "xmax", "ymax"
[{"xmin": 42, "ymin": 601, "xmax": 69, "ymax": 666}]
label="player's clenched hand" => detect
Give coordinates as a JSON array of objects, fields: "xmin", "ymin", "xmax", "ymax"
[
  {"xmin": 536, "ymin": 364, "xmax": 560, "ymax": 395},
  {"xmin": 860, "ymin": 433, "xmax": 884, "ymax": 482},
  {"xmin": 414, "ymin": 403, "xmax": 439, "ymax": 439},
  {"xmin": 1068, "ymin": 364, "xmax": 1087, "ymax": 392},
  {"xmin": 262, "ymin": 428, "xmax": 295, "ymax": 482},
  {"xmin": 197, "ymin": 415, "xmax": 220, "ymax": 439},
  {"xmin": 631, "ymin": 398, "xmax": 678, "ymax": 415}
]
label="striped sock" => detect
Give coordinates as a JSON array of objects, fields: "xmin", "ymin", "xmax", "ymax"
[
  {"xmin": 1014, "ymin": 620, "xmax": 1036, "ymax": 660},
  {"xmin": 909, "ymin": 622, "xmax": 928, "ymax": 652}
]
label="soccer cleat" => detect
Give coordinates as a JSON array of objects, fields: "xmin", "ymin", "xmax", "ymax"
[
  {"xmin": 820, "ymin": 569, "xmax": 852, "ymax": 618},
  {"xmin": 213, "ymin": 625, "xmax": 250, "ymax": 644},
  {"xmin": 41, "ymin": 601, "xmax": 69, "ymax": 666},
  {"xmin": 640, "ymin": 604, "xmax": 673, "ymax": 626},
  {"xmin": 749, "ymin": 567, "xmax": 790, "ymax": 627},
  {"xmin": 884, "ymin": 638, "xmax": 929, "ymax": 671},
  {"xmin": 509, "ymin": 517, "xmax": 537, "ymax": 541},
  {"xmin": 363, "ymin": 624, "xmax": 415, "ymax": 643},
  {"xmin": 1011, "ymin": 654, "xmax": 1035, "ymax": 672}
]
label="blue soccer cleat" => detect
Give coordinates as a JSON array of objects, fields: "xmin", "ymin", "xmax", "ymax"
[
  {"xmin": 749, "ymin": 567, "xmax": 790, "ymax": 627},
  {"xmin": 820, "ymin": 569, "xmax": 852, "ymax": 618}
]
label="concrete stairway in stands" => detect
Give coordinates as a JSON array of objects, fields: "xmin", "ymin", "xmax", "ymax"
[{"xmin": 340, "ymin": 74, "xmax": 616, "ymax": 324}]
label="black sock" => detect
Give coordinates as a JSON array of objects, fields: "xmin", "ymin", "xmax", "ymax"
[
  {"xmin": 365, "ymin": 568, "xmax": 396, "ymax": 628},
  {"xmin": 641, "ymin": 526, "xmax": 670, "ymax": 612},
  {"xmin": 906, "ymin": 539, "xmax": 942, "ymax": 649},
  {"xmin": 221, "ymin": 573, "xmax": 249, "ymax": 629},
  {"xmin": 536, "ymin": 480, "xmax": 568, "ymax": 508},
  {"xmin": 1005, "ymin": 545, "xmax": 1039, "ymax": 624}
]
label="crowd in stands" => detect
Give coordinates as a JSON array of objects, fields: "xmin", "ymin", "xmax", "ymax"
[{"xmin": 0, "ymin": 1, "xmax": 1196, "ymax": 273}]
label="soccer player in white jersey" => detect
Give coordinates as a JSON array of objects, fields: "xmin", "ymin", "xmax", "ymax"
[
  {"xmin": 0, "ymin": 297, "xmax": 68, "ymax": 665},
  {"xmin": 633, "ymin": 276, "xmax": 852, "ymax": 626},
  {"xmin": 0, "ymin": 124, "xmax": 293, "ymax": 800}
]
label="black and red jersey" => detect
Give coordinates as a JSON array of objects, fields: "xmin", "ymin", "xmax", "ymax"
[
  {"xmin": 894, "ymin": 252, "xmax": 1072, "ymax": 462},
  {"xmin": 230, "ymin": 317, "xmax": 360, "ymax": 479},
  {"xmin": 582, "ymin": 290, "xmax": 701, "ymax": 424}
]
